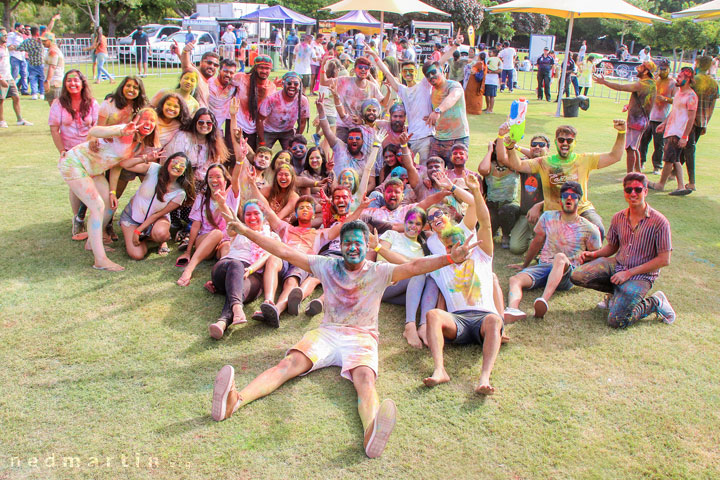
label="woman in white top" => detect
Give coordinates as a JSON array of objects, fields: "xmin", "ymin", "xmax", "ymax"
[
  {"xmin": 119, "ymin": 152, "xmax": 195, "ymax": 259},
  {"xmin": 153, "ymin": 92, "xmax": 191, "ymax": 149},
  {"xmin": 206, "ymin": 198, "xmax": 281, "ymax": 340}
]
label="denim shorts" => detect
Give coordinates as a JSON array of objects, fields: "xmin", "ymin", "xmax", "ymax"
[
  {"xmin": 484, "ymin": 84, "xmax": 498, "ymax": 97},
  {"xmin": 521, "ymin": 263, "xmax": 574, "ymax": 291},
  {"xmin": 448, "ymin": 309, "xmax": 502, "ymax": 345}
]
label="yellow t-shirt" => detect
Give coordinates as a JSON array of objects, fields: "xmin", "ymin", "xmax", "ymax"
[{"xmin": 528, "ymin": 153, "xmax": 600, "ymax": 214}]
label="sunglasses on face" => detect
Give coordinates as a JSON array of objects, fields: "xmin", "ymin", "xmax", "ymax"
[
  {"xmin": 531, "ymin": 141, "xmax": 547, "ymax": 148},
  {"xmin": 624, "ymin": 186, "xmax": 644, "ymax": 194},
  {"xmin": 356, "ymin": 64, "xmax": 370, "ymax": 71},
  {"xmin": 424, "ymin": 68, "xmax": 439, "ymax": 77},
  {"xmin": 557, "ymin": 137, "xmax": 575, "ymax": 144},
  {"xmin": 197, "ymin": 120, "xmax": 213, "ymax": 126},
  {"xmin": 291, "ymin": 145, "xmax": 306, "ymax": 151},
  {"xmin": 561, "ymin": 192, "xmax": 580, "ymax": 200},
  {"xmin": 402, "ymin": 68, "xmax": 416, "ymax": 74},
  {"xmin": 347, "ymin": 136, "xmax": 362, "ymax": 142},
  {"xmin": 427, "ymin": 210, "xmax": 444, "ymax": 221},
  {"xmin": 285, "ymin": 81, "xmax": 301, "ymax": 87}
]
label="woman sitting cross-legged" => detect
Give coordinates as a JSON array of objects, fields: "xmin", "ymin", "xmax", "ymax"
[
  {"xmin": 119, "ymin": 152, "xmax": 195, "ymax": 259},
  {"xmin": 206, "ymin": 198, "xmax": 281, "ymax": 339}
]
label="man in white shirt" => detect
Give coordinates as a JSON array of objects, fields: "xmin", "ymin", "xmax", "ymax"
[
  {"xmin": 385, "ymin": 34, "xmax": 397, "ymax": 59},
  {"xmin": 220, "ymin": 26, "xmax": 236, "ymax": 61},
  {"xmin": 498, "ymin": 41, "xmax": 516, "ymax": 92},
  {"xmin": 354, "ymin": 31, "xmax": 365, "ymax": 58},
  {"xmin": 7, "ymin": 22, "xmax": 28, "ymax": 95},
  {"xmin": 578, "ymin": 40, "xmax": 587, "ymax": 61}
]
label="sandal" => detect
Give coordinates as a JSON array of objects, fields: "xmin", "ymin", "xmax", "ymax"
[
  {"xmin": 158, "ymin": 243, "xmax": 171, "ymax": 256},
  {"xmin": 105, "ymin": 223, "xmax": 119, "ymax": 242},
  {"xmin": 71, "ymin": 216, "xmax": 87, "ymax": 241}
]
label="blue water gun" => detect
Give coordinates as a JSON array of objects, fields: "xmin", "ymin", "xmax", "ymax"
[{"xmin": 508, "ymin": 98, "xmax": 528, "ymax": 144}]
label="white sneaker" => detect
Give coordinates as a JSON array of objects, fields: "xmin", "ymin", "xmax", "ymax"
[
  {"xmin": 503, "ymin": 307, "xmax": 527, "ymax": 323},
  {"xmin": 652, "ymin": 291, "xmax": 676, "ymax": 324},
  {"xmin": 597, "ymin": 294, "xmax": 612, "ymax": 310},
  {"xmin": 0, "ymin": 121, "xmax": 8, "ymax": 128},
  {"xmin": 30, "ymin": 94, "xmax": 38, "ymax": 100},
  {"xmin": 17, "ymin": 119, "xmax": 33, "ymax": 126},
  {"xmin": 39, "ymin": 94, "xmax": 45, "ymax": 100}
]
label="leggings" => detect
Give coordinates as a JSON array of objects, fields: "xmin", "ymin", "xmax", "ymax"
[
  {"xmin": 682, "ymin": 124, "xmax": 704, "ymax": 185},
  {"xmin": 211, "ymin": 258, "xmax": 263, "ymax": 325},
  {"xmin": 381, "ymin": 274, "xmax": 439, "ymax": 326},
  {"xmin": 487, "ymin": 201, "xmax": 520, "ymax": 238}
]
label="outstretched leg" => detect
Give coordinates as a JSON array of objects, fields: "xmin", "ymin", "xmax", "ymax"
[
  {"xmin": 353, "ymin": 366, "xmax": 396, "ymax": 459},
  {"xmin": 475, "ymin": 314, "xmax": 503, "ymax": 395},
  {"xmin": 177, "ymin": 230, "xmax": 222, "ymax": 286},
  {"xmin": 423, "ymin": 309, "xmax": 458, "ymax": 387}
]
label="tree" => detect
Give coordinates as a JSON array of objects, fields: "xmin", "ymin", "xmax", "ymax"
[
  {"xmin": 512, "ymin": 13, "xmax": 549, "ymax": 36},
  {"xmin": 2, "ymin": 0, "xmax": 22, "ymax": 29}
]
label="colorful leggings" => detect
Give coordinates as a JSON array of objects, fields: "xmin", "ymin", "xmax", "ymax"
[{"xmin": 570, "ymin": 257, "xmax": 658, "ymax": 328}]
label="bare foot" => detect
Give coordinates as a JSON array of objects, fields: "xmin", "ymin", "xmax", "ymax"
[
  {"xmin": 403, "ymin": 323, "xmax": 423, "ymax": 349},
  {"xmin": 423, "ymin": 368, "xmax": 450, "ymax": 387},
  {"xmin": 93, "ymin": 260, "xmax": 125, "ymax": 272},
  {"xmin": 474, "ymin": 383, "xmax": 496, "ymax": 396},
  {"xmin": 501, "ymin": 334, "xmax": 510, "ymax": 344},
  {"xmin": 231, "ymin": 304, "xmax": 247, "ymax": 325},
  {"xmin": 204, "ymin": 280, "xmax": 217, "ymax": 294},
  {"xmin": 177, "ymin": 271, "xmax": 192, "ymax": 286},
  {"xmin": 417, "ymin": 323, "xmax": 428, "ymax": 346}
]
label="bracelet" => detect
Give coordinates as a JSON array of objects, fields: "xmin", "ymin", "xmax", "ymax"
[
  {"xmin": 497, "ymin": 134, "xmax": 505, "ymax": 139},
  {"xmin": 109, "ymin": 190, "xmax": 116, "ymax": 196},
  {"xmin": 373, "ymin": 142, "xmax": 380, "ymax": 147},
  {"xmin": 450, "ymin": 184, "xmax": 457, "ymax": 193},
  {"xmin": 374, "ymin": 245, "xmax": 382, "ymax": 252},
  {"xmin": 446, "ymin": 254, "xmax": 453, "ymax": 264},
  {"xmin": 258, "ymin": 141, "xmax": 266, "ymax": 146},
  {"xmin": 617, "ymin": 130, "xmax": 626, "ymax": 134},
  {"xmin": 133, "ymin": 229, "xmax": 141, "ymax": 235},
  {"xmin": 318, "ymin": 116, "xmax": 327, "ymax": 121},
  {"xmin": 247, "ymin": 267, "xmax": 254, "ymax": 275},
  {"xmin": 314, "ymin": 181, "xmax": 319, "ymax": 187},
  {"xmin": 401, "ymin": 144, "xmax": 408, "ymax": 148},
  {"xmin": 681, "ymin": 135, "xmax": 689, "ymax": 140}
]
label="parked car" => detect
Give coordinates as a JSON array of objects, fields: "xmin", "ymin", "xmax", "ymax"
[
  {"xmin": 150, "ymin": 31, "xmax": 217, "ymax": 66},
  {"xmin": 117, "ymin": 24, "xmax": 181, "ymax": 63}
]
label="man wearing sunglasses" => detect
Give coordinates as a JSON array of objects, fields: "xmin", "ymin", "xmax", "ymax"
[
  {"xmin": 571, "ymin": 173, "xmax": 675, "ymax": 328},
  {"xmin": 257, "ymin": 71, "xmax": 309, "ymax": 151},
  {"xmin": 594, "ymin": 60, "xmax": 657, "ymax": 174},
  {"xmin": 501, "ymin": 120, "xmax": 627, "ymax": 240},
  {"xmin": 505, "ymin": 181, "xmax": 601, "ymax": 321}
]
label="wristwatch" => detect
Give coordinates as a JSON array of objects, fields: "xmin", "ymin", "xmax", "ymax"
[{"xmin": 434, "ymin": 107, "xmax": 441, "ymax": 114}]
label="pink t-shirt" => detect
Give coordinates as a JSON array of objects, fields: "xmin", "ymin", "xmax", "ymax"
[
  {"xmin": 48, "ymin": 99, "xmax": 100, "ymax": 149},
  {"xmin": 335, "ymin": 76, "xmax": 383, "ymax": 129},
  {"xmin": 231, "ymin": 72, "xmax": 277, "ymax": 134},
  {"xmin": 189, "ymin": 188, "xmax": 240, "ymax": 235},
  {"xmin": 664, "ymin": 88, "xmax": 698, "ymax": 138},
  {"xmin": 207, "ymin": 77, "xmax": 236, "ymax": 127},
  {"xmin": 98, "ymin": 98, "xmax": 134, "ymax": 126},
  {"xmin": 258, "ymin": 90, "xmax": 310, "ymax": 133}
]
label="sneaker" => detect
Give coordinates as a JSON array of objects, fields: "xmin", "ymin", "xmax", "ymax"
[
  {"xmin": 652, "ymin": 169, "xmax": 661, "ymax": 175},
  {"xmin": 287, "ymin": 287, "xmax": 303, "ymax": 316},
  {"xmin": 652, "ymin": 291, "xmax": 676, "ymax": 324},
  {"xmin": 364, "ymin": 399, "xmax": 397, "ymax": 458},
  {"xmin": 39, "ymin": 94, "xmax": 45, "ymax": 100},
  {"xmin": 30, "ymin": 94, "xmax": 38, "ymax": 100},
  {"xmin": 503, "ymin": 307, "xmax": 526, "ymax": 323},
  {"xmin": 16, "ymin": 119, "xmax": 33, "ymax": 126},
  {"xmin": 597, "ymin": 294, "xmax": 612, "ymax": 310},
  {"xmin": 312, "ymin": 133, "xmax": 322, "ymax": 147},
  {"xmin": 305, "ymin": 298, "xmax": 323, "ymax": 317},
  {"xmin": 533, "ymin": 297, "xmax": 548, "ymax": 318},
  {"xmin": 211, "ymin": 365, "xmax": 241, "ymax": 421},
  {"xmin": 0, "ymin": 121, "xmax": 8, "ymax": 128},
  {"xmin": 208, "ymin": 320, "xmax": 227, "ymax": 339}
]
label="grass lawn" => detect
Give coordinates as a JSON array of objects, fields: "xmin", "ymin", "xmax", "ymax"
[{"xmin": 1, "ymin": 72, "xmax": 719, "ymax": 480}]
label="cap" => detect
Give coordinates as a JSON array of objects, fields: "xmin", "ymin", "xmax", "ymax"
[
  {"xmin": 40, "ymin": 32, "xmax": 55, "ymax": 43},
  {"xmin": 253, "ymin": 54, "xmax": 272, "ymax": 67},
  {"xmin": 543, "ymin": 46, "xmax": 549, "ymax": 51}
]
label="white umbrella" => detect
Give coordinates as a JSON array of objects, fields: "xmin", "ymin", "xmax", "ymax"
[
  {"xmin": 672, "ymin": 0, "xmax": 720, "ymax": 22},
  {"xmin": 320, "ymin": 0, "xmax": 449, "ymax": 49},
  {"xmin": 486, "ymin": 0, "xmax": 669, "ymax": 116}
]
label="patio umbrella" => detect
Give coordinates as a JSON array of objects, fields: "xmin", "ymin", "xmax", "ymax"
[
  {"xmin": 320, "ymin": 0, "xmax": 449, "ymax": 46},
  {"xmin": 486, "ymin": 0, "xmax": 669, "ymax": 116},
  {"xmin": 672, "ymin": 0, "xmax": 720, "ymax": 22}
]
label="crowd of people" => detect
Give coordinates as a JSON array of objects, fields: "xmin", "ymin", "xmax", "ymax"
[{"xmin": 4, "ymin": 22, "xmax": 708, "ymax": 459}]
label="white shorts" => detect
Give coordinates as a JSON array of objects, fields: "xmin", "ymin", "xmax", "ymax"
[{"xmin": 289, "ymin": 325, "xmax": 379, "ymax": 381}]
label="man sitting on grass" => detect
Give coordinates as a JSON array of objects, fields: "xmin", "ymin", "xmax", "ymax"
[
  {"xmin": 211, "ymin": 217, "xmax": 479, "ymax": 458},
  {"xmin": 504, "ymin": 181, "xmax": 601, "ymax": 322}
]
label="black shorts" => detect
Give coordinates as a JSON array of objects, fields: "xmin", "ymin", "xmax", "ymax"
[
  {"xmin": 448, "ymin": 309, "xmax": 502, "ymax": 345},
  {"xmin": 663, "ymin": 136, "xmax": 685, "ymax": 164},
  {"xmin": 280, "ymin": 260, "xmax": 309, "ymax": 285}
]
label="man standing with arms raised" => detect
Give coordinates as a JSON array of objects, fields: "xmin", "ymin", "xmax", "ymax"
[{"xmin": 639, "ymin": 59, "xmax": 675, "ymax": 175}]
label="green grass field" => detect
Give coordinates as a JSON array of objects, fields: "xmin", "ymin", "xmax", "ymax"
[{"xmin": 1, "ymin": 73, "xmax": 719, "ymax": 480}]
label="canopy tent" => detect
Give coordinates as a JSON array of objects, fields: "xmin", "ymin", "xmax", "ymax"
[
  {"xmin": 238, "ymin": 5, "xmax": 316, "ymax": 25},
  {"xmin": 322, "ymin": 0, "xmax": 448, "ymax": 38},
  {"xmin": 672, "ymin": 0, "xmax": 720, "ymax": 22},
  {"xmin": 330, "ymin": 10, "xmax": 393, "ymax": 34},
  {"xmin": 486, "ymin": 0, "xmax": 669, "ymax": 117}
]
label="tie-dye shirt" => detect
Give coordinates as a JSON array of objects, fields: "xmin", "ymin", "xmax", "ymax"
[
  {"xmin": 258, "ymin": 90, "xmax": 310, "ymax": 132},
  {"xmin": 626, "ymin": 78, "xmax": 655, "ymax": 131},
  {"xmin": 649, "ymin": 78, "xmax": 676, "ymax": 122},
  {"xmin": 692, "ymin": 73, "xmax": 719, "ymax": 128},
  {"xmin": 430, "ymin": 223, "xmax": 497, "ymax": 314},
  {"xmin": 535, "ymin": 211, "xmax": 601, "ymax": 266},
  {"xmin": 431, "ymin": 79, "xmax": 469, "ymax": 140},
  {"xmin": 528, "ymin": 153, "xmax": 600, "ymax": 214},
  {"xmin": 98, "ymin": 98, "xmax": 134, "ymax": 126},
  {"xmin": 308, "ymin": 255, "xmax": 396, "ymax": 339},
  {"xmin": 335, "ymin": 76, "xmax": 383, "ymax": 129}
]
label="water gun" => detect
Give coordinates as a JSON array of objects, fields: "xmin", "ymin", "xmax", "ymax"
[{"xmin": 507, "ymin": 98, "xmax": 528, "ymax": 144}]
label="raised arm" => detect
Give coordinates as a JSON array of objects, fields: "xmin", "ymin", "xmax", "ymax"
[
  {"xmin": 177, "ymin": 40, "xmax": 201, "ymax": 78},
  {"xmin": 477, "ymin": 141, "xmax": 494, "ymax": 176},
  {"xmin": 437, "ymin": 34, "xmax": 463, "ymax": 66},
  {"xmin": 367, "ymin": 229, "xmax": 412, "ymax": 264},
  {"xmin": 316, "ymin": 93, "xmax": 339, "ymax": 147},
  {"xmin": 391, "ymin": 236, "xmax": 479, "ymax": 283},
  {"xmin": 593, "ymin": 74, "xmax": 644, "ymax": 93},
  {"xmin": 597, "ymin": 119, "xmax": 628, "ymax": 168},
  {"xmin": 222, "ymin": 209, "xmax": 310, "ymax": 272},
  {"xmin": 465, "ymin": 173, "xmax": 493, "ymax": 257},
  {"xmin": 358, "ymin": 129, "xmax": 386, "ymax": 195},
  {"xmin": 398, "ymin": 131, "xmax": 419, "ymax": 187},
  {"xmin": 498, "ymin": 123, "xmax": 533, "ymax": 173},
  {"xmin": 430, "ymin": 170, "xmax": 476, "ymax": 227},
  {"xmin": 365, "ymin": 47, "xmax": 401, "ymax": 92}
]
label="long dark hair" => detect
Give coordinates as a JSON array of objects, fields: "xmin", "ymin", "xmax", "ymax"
[
  {"xmin": 58, "ymin": 69, "xmax": 94, "ymax": 119},
  {"xmin": 201, "ymin": 163, "xmax": 231, "ymax": 230},
  {"xmin": 271, "ymin": 149, "xmax": 292, "ymax": 171},
  {"xmin": 155, "ymin": 92, "xmax": 191, "ymax": 124},
  {"xmin": 181, "ymin": 108, "xmax": 229, "ymax": 165},
  {"xmin": 156, "ymin": 152, "xmax": 195, "ymax": 202},
  {"xmin": 381, "ymin": 144, "xmax": 401, "ymax": 180},
  {"xmin": 268, "ymin": 164, "xmax": 296, "ymax": 211},
  {"xmin": 109, "ymin": 76, "xmax": 148, "ymax": 114},
  {"xmin": 303, "ymin": 146, "xmax": 327, "ymax": 177},
  {"xmin": 248, "ymin": 67, "xmax": 261, "ymax": 122}
]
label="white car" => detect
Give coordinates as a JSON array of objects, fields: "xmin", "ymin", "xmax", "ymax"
[
  {"xmin": 150, "ymin": 31, "xmax": 217, "ymax": 66},
  {"xmin": 117, "ymin": 24, "xmax": 181, "ymax": 63}
]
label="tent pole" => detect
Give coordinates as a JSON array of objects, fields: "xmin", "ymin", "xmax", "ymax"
[
  {"xmin": 380, "ymin": 11, "xmax": 385, "ymax": 54},
  {"xmin": 555, "ymin": 12, "xmax": 574, "ymax": 117}
]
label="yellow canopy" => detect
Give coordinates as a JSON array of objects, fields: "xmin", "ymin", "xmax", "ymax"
[
  {"xmin": 672, "ymin": 0, "xmax": 720, "ymax": 22},
  {"xmin": 320, "ymin": 0, "xmax": 449, "ymax": 16}
]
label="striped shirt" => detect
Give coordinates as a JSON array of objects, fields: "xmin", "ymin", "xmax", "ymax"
[{"xmin": 607, "ymin": 204, "xmax": 671, "ymax": 284}]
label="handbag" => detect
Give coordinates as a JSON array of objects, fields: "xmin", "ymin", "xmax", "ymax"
[{"xmin": 138, "ymin": 193, "xmax": 156, "ymax": 241}]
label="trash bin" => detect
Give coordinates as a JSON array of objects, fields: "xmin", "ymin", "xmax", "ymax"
[
  {"xmin": 562, "ymin": 96, "xmax": 590, "ymax": 117},
  {"xmin": 270, "ymin": 49, "xmax": 281, "ymax": 71}
]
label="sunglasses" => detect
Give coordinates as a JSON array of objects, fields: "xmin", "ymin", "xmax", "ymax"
[
  {"xmin": 285, "ymin": 81, "xmax": 301, "ymax": 87},
  {"xmin": 427, "ymin": 210, "xmax": 445, "ymax": 221},
  {"xmin": 402, "ymin": 68, "xmax": 416, "ymax": 74},
  {"xmin": 530, "ymin": 141, "xmax": 547, "ymax": 148},
  {"xmin": 561, "ymin": 192, "xmax": 580, "ymax": 200},
  {"xmin": 624, "ymin": 186, "xmax": 644, "ymax": 194},
  {"xmin": 347, "ymin": 136, "xmax": 363, "ymax": 141},
  {"xmin": 424, "ymin": 68, "xmax": 439, "ymax": 77},
  {"xmin": 356, "ymin": 64, "xmax": 371, "ymax": 71},
  {"xmin": 291, "ymin": 144, "xmax": 306, "ymax": 151},
  {"xmin": 197, "ymin": 120, "xmax": 213, "ymax": 126},
  {"xmin": 557, "ymin": 137, "xmax": 575, "ymax": 144}
]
